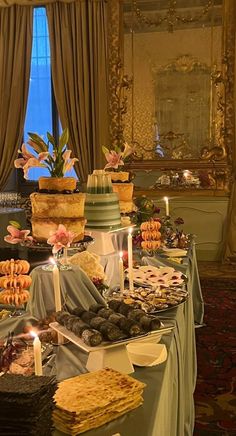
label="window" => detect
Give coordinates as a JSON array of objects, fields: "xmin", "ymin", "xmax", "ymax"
[{"xmin": 24, "ymin": 7, "xmax": 76, "ymax": 181}]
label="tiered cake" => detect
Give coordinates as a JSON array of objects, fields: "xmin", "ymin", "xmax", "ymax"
[
  {"xmin": 30, "ymin": 177, "xmax": 86, "ymax": 242},
  {"xmin": 107, "ymin": 171, "xmax": 134, "ymax": 213},
  {"xmin": 84, "ymin": 171, "xmax": 121, "ymax": 230}
]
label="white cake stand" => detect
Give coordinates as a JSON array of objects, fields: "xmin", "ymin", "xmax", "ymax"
[{"xmin": 87, "ymin": 225, "xmax": 136, "ymax": 256}]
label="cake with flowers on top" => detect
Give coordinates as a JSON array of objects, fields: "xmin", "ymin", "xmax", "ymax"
[
  {"xmin": 102, "ymin": 143, "xmax": 135, "ymax": 213},
  {"xmin": 14, "ymin": 128, "xmax": 86, "ymax": 242}
]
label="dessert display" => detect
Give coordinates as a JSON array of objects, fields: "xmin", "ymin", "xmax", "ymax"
[
  {"xmin": 106, "ymin": 286, "xmax": 188, "ymax": 313},
  {"xmin": 14, "ymin": 128, "xmax": 86, "ymax": 243},
  {"xmin": 109, "ymin": 171, "xmax": 134, "ymax": 214},
  {"xmin": 140, "ymin": 219, "xmax": 162, "ymax": 250},
  {"xmin": 66, "ymin": 251, "xmax": 106, "ymax": 282},
  {"xmin": 84, "ymin": 171, "xmax": 121, "ymax": 230},
  {"xmin": 55, "ymin": 301, "xmax": 161, "ymax": 347},
  {"xmin": 0, "ymin": 373, "xmax": 56, "ymax": 435},
  {"xmin": 53, "ymin": 368, "xmax": 146, "ymax": 435},
  {"xmin": 125, "ymin": 265, "xmax": 184, "ymax": 288},
  {"xmin": 30, "ymin": 179, "xmax": 86, "ymax": 243},
  {"xmin": 0, "ymin": 259, "xmax": 31, "ymax": 306}
]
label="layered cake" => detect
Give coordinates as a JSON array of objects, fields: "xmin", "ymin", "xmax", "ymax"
[
  {"xmin": 84, "ymin": 172, "xmax": 121, "ymax": 230},
  {"xmin": 106, "ymin": 171, "xmax": 134, "ymax": 213},
  {"xmin": 30, "ymin": 177, "xmax": 86, "ymax": 242}
]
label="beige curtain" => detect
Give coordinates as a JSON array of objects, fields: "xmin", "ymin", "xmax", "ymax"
[
  {"xmin": 0, "ymin": 5, "xmax": 33, "ymax": 190},
  {"xmin": 46, "ymin": 0, "xmax": 108, "ymax": 184}
]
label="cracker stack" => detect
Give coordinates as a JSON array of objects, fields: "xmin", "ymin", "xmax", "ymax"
[
  {"xmin": 0, "ymin": 374, "xmax": 57, "ymax": 435},
  {"xmin": 53, "ymin": 367, "xmax": 146, "ymax": 435}
]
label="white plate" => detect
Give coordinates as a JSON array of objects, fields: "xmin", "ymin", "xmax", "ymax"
[{"xmin": 127, "ymin": 343, "xmax": 167, "ymax": 366}]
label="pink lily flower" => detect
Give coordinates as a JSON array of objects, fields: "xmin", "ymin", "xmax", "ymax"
[
  {"xmin": 62, "ymin": 150, "xmax": 79, "ymax": 174},
  {"xmin": 47, "ymin": 224, "xmax": 76, "ymax": 253},
  {"xmin": 4, "ymin": 225, "xmax": 33, "ymax": 245},
  {"xmin": 122, "ymin": 142, "xmax": 134, "ymax": 159},
  {"xmin": 104, "ymin": 151, "xmax": 125, "ymax": 170}
]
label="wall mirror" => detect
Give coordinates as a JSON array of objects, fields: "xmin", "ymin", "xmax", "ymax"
[{"xmin": 107, "ymin": 0, "xmax": 235, "ymax": 195}]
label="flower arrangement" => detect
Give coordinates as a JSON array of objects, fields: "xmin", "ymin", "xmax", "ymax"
[
  {"xmin": 47, "ymin": 224, "xmax": 76, "ymax": 254},
  {"xmin": 102, "ymin": 142, "xmax": 133, "ymax": 171},
  {"xmin": 14, "ymin": 128, "xmax": 78, "ymax": 179},
  {"xmin": 4, "ymin": 221, "xmax": 33, "ymax": 245}
]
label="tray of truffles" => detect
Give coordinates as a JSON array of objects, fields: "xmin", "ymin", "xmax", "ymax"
[{"xmin": 50, "ymin": 302, "xmax": 174, "ymax": 351}]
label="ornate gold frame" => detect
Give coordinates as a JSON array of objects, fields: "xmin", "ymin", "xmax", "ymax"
[{"xmin": 107, "ymin": 0, "xmax": 235, "ymax": 196}]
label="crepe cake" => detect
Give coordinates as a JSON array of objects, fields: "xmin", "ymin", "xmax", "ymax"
[
  {"xmin": 0, "ymin": 373, "xmax": 56, "ymax": 435},
  {"xmin": 53, "ymin": 367, "xmax": 146, "ymax": 435}
]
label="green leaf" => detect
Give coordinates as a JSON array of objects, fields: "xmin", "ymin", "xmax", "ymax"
[
  {"xmin": 102, "ymin": 146, "xmax": 109, "ymax": 155},
  {"xmin": 59, "ymin": 128, "xmax": 69, "ymax": 152},
  {"xmin": 27, "ymin": 132, "xmax": 48, "ymax": 152},
  {"xmin": 47, "ymin": 132, "xmax": 56, "ymax": 147},
  {"xmin": 9, "ymin": 220, "xmax": 21, "ymax": 229}
]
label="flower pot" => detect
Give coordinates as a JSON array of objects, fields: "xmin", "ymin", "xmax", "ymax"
[{"xmin": 38, "ymin": 177, "xmax": 76, "ymax": 192}]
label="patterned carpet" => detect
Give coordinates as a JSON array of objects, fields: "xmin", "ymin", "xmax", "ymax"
[{"xmin": 194, "ymin": 279, "xmax": 236, "ymax": 436}]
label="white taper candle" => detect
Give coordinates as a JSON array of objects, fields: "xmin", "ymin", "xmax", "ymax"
[
  {"xmin": 32, "ymin": 333, "xmax": 43, "ymax": 376},
  {"xmin": 127, "ymin": 228, "xmax": 134, "ymax": 291},
  {"xmin": 164, "ymin": 196, "xmax": 169, "ymax": 216},
  {"xmin": 119, "ymin": 251, "xmax": 124, "ymax": 292}
]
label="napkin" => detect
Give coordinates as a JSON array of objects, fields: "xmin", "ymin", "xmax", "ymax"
[
  {"xmin": 162, "ymin": 248, "xmax": 187, "ymax": 257},
  {"xmin": 127, "ymin": 343, "xmax": 167, "ymax": 367}
]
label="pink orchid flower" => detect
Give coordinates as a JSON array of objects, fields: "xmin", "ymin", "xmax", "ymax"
[
  {"xmin": 104, "ymin": 150, "xmax": 125, "ymax": 170},
  {"xmin": 62, "ymin": 150, "xmax": 79, "ymax": 174},
  {"xmin": 4, "ymin": 225, "xmax": 33, "ymax": 245},
  {"xmin": 47, "ymin": 224, "xmax": 76, "ymax": 253}
]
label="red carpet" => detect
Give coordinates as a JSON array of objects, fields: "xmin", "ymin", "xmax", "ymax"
[{"xmin": 194, "ymin": 280, "xmax": 236, "ymax": 435}]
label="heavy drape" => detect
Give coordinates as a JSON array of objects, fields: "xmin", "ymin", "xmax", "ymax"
[
  {"xmin": 0, "ymin": 5, "xmax": 32, "ymax": 189},
  {"xmin": 46, "ymin": 0, "xmax": 108, "ymax": 184}
]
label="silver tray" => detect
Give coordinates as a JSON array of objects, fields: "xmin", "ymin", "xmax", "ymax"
[{"xmin": 20, "ymin": 235, "xmax": 94, "ymax": 252}]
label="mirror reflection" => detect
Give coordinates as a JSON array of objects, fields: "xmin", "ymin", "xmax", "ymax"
[{"xmin": 123, "ymin": 0, "xmax": 223, "ymax": 161}]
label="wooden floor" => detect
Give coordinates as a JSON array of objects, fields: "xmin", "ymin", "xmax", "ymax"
[{"xmin": 198, "ymin": 261, "xmax": 236, "ymax": 280}]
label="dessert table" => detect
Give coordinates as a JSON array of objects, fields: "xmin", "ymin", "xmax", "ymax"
[
  {"xmin": 0, "ymin": 242, "xmax": 201, "ymax": 436},
  {"xmin": 27, "ymin": 265, "xmax": 105, "ymax": 319}
]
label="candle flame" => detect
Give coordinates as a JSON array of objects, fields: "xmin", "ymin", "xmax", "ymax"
[
  {"xmin": 119, "ymin": 251, "xmax": 123, "ymax": 258},
  {"xmin": 128, "ymin": 227, "xmax": 133, "ymax": 235},
  {"xmin": 30, "ymin": 330, "xmax": 38, "ymax": 339},
  {"xmin": 163, "ymin": 196, "xmax": 168, "ymax": 202},
  {"xmin": 50, "ymin": 257, "xmax": 56, "ymax": 265}
]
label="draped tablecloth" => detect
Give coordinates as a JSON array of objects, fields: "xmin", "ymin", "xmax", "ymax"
[
  {"xmin": 27, "ymin": 265, "xmax": 105, "ymax": 319},
  {"xmin": 0, "ymin": 246, "xmax": 200, "ymax": 436},
  {"xmin": 52, "ymin": 287, "xmax": 196, "ymax": 436}
]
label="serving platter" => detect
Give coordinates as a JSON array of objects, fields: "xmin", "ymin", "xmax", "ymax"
[
  {"xmin": 20, "ymin": 235, "xmax": 94, "ymax": 252},
  {"xmin": 104, "ymin": 286, "xmax": 188, "ymax": 314},
  {"xmin": 125, "ymin": 265, "xmax": 186, "ymax": 289},
  {"xmin": 49, "ymin": 322, "xmax": 173, "ymax": 352}
]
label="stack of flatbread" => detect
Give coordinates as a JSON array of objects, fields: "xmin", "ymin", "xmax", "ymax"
[{"xmin": 53, "ymin": 367, "xmax": 146, "ymax": 435}]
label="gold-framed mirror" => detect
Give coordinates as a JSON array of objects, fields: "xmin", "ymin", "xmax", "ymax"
[{"xmin": 107, "ymin": 0, "xmax": 235, "ymax": 196}]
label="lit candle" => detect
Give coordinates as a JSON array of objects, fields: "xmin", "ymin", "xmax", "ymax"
[
  {"xmin": 31, "ymin": 332, "xmax": 42, "ymax": 376},
  {"xmin": 163, "ymin": 196, "xmax": 169, "ymax": 216},
  {"xmin": 119, "ymin": 251, "xmax": 124, "ymax": 292},
  {"xmin": 51, "ymin": 259, "xmax": 62, "ymax": 312},
  {"xmin": 127, "ymin": 228, "xmax": 134, "ymax": 291}
]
